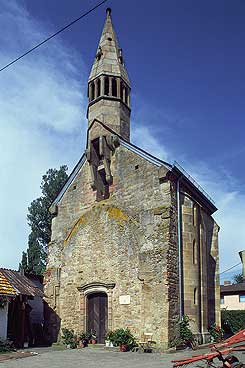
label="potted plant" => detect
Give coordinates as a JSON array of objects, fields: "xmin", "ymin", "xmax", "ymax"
[
  {"xmin": 79, "ymin": 332, "xmax": 88, "ymax": 348},
  {"xmin": 208, "ymin": 323, "xmax": 224, "ymax": 343},
  {"xmin": 62, "ymin": 328, "xmax": 78, "ymax": 349},
  {"xmin": 105, "ymin": 331, "xmax": 114, "ymax": 347},
  {"xmin": 110, "ymin": 328, "xmax": 136, "ymax": 352},
  {"xmin": 91, "ymin": 330, "xmax": 97, "ymax": 344}
]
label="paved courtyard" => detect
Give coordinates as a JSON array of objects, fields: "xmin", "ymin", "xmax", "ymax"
[{"xmin": 1, "ymin": 347, "xmax": 244, "ymax": 368}]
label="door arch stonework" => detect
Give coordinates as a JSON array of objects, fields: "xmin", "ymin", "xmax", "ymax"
[{"xmin": 77, "ymin": 282, "xmax": 115, "ymax": 339}]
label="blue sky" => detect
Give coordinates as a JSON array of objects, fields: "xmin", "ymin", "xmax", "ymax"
[{"xmin": 0, "ymin": 0, "xmax": 244, "ymax": 281}]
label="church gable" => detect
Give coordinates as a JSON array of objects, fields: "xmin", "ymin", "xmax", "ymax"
[{"xmin": 51, "ymin": 126, "xmax": 171, "ymax": 216}]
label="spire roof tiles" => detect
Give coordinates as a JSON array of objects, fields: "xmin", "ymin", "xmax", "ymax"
[{"xmin": 88, "ymin": 8, "xmax": 130, "ymax": 86}]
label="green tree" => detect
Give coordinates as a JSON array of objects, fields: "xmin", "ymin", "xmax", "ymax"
[
  {"xmin": 18, "ymin": 251, "xmax": 28, "ymax": 273},
  {"xmin": 19, "ymin": 165, "xmax": 68, "ymax": 275},
  {"xmin": 233, "ymin": 273, "xmax": 243, "ymax": 284}
]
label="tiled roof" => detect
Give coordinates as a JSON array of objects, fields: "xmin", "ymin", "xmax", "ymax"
[
  {"xmin": 0, "ymin": 269, "xmax": 44, "ymax": 297},
  {"xmin": 0, "ymin": 271, "xmax": 16, "ymax": 296},
  {"xmin": 220, "ymin": 283, "xmax": 245, "ymax": 294}
]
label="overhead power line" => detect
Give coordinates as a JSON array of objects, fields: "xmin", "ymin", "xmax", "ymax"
[
  {"xmin": 0, "ymin": 0, "xmax": 108, "ymax": 73},
  {"xmin": 219, "ymin": 262, "xmax": 241, "ymax": 276}
]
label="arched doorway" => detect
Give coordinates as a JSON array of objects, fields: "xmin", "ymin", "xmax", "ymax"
[{"xmin": 87, "ymin": 292, "xmax": 108, "ymax": 343}]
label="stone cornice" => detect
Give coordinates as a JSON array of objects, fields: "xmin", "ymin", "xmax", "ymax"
[{"xmin": 77, "ymin": 282, "xmax": 115, "ymax": 292}]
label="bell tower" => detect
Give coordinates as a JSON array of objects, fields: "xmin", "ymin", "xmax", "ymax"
[{"xmin": 87, "ymin": 8, "xmax": 131, "ymax": 142}]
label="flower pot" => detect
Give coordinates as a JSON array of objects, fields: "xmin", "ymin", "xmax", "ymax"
[
  {"xmin": 119, "ymin": 344, "xmax": 128, "ymax": 352},
  {"xmin": 91, "ymin": 339, "xmax": 97, "ymax": 344}
]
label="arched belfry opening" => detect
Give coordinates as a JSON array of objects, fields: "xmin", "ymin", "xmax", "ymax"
[
  {"xmin": 112, "ymin": 78, "xmax": 117, "ymax": 97},
  {"xmin": 104, "ymin": 77, "xmax": 109, "ymax": 96},
  {"xmin": 86, "ymin": 292, "xmax": 108, "ymax": 343}
]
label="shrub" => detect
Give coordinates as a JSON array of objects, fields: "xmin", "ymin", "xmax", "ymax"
[
  {"xmin": 170, "ymin": 315, "xmax": 194, "ymax": 348},
  {"xmin": 208, "ymin": 323, "xmax": 224, "ymax": 342},
  {"xmin": 0, "ymin": 339, "xmax": 15, "ymax": 353},
  {"xmin": 105, "ymin": 331, "xmax": 114, "ymax": 342},
  {"xmin": 179, "ymin": 315, "xmax": 194, "ymax": 345},
  {"xmin": 61, "ymin": 328, "xmax": 78, "ymax": 349},
  {"xmin": 221, "ymin": 310, "xmax": 245, "ymax": 335},
  {"xmin": 106, "ymin": 328, "xmax": 136, "ymax": 349}
]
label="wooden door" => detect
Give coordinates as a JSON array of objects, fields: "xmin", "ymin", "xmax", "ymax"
[{"xmin": 87, "ymin": 292, "xmax": 108, "ymax": 343}]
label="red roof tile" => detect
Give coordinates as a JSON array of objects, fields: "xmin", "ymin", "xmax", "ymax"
[{"xmin": 0, "ymin": 271, "xmax": 16, "ymax": 296}]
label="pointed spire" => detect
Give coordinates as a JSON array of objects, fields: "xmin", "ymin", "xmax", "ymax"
[{"xmin": 88, "ymin": 8, "xmax": 130, "ymax": 86}]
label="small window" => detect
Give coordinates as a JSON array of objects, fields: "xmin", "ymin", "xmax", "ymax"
[
  {"xmin": 194, "ymin": 288, "xmax": 197, "ymax": 305},
  {"xmin": 135, "ymin": 165, "xmax": 139, "ymax": 170},
  {"xmin": 193, "ymin": 204, "xmax": 197, "ymax": 226},
  {"xmin": 193, "ymin": 239, "xmax": 197, "ymax": 265},
  {"xmin": 220, "ymin": 297, "xmax": 224, "ymax": 305},
  {"xmin": 107, "ymin": 37, "xmax": 112, "ymax": 41},
  {"xmin": 239, "ymin": 295, "xmax": 245, "ymax": 303}
]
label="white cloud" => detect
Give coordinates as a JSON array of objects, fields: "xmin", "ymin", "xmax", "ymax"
[
  {"xmin": 180, "ymin": 161, "xmax": 245, "ymax": 272},
  {"xmin": 131, "ymin": 125, "xmax": 170, "ymax": 162},
  {"xmin": 0, "ymin": 1, "xmax": 86, "ymax": 268}
]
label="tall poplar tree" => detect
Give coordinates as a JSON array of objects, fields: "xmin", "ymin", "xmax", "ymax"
[{"xmin": 19, "ymin": 165, "xmax": 68, "ymax": 275}]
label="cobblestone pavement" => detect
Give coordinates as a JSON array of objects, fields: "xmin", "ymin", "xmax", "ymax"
[{"xmin": 1, "ymin": 347, "xmax": 244, "ymax": 368}]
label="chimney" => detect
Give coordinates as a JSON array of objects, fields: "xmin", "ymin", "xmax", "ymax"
[
  {"xmin": 239, "ymin": 250, "xmax": 245, "ymax": 282},
  {"xmin": 223, "ymin": 280, "xmax": 231, "ymax": 286}
]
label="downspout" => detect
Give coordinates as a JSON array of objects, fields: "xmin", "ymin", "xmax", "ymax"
[{"xmin": 177, "ymin": 175, "xmax": 184, "ymax": 319}]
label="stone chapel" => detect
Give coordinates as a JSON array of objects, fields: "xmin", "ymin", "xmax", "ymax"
[{"xmin": 44, "ymin": 8, "xmax": 220, "ymax": 347}]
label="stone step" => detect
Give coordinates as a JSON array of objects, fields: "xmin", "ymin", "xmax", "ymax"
[{"xmin": 87, "ymin": 344, "xmax": 105, "ymax": 349}]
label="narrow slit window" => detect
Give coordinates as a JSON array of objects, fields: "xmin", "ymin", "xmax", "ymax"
[
  {"xmin": 193, "ymin": 204, "xmax": 197, "ymax": 227},
  {"xmin": 194, "ymin": 288, "xmax": 197, "ymax": 305},
  {"xmin": 193, "ymin": 239, "xmax": 197, "ymax": 265}
]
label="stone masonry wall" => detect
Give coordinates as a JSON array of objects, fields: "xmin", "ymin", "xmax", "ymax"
[
  {"xmin": 181, "ymin": 189, "xmax": 220, "ymax": 338},
  {"xmin": 44, "ymin": 144, "xmax": 179, "ymax": 347},
  {"xmin": 88, "ymin": 99, "xmax": 130, "ymax": 141}
]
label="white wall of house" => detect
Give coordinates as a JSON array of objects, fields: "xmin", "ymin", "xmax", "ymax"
[
  {"xmin": 0, "ymin": 303, "xmax": 8, "ymax": 340},
  {"xmin": 221, "ymin": 294, "xmax": 245, "ymax": 310}
]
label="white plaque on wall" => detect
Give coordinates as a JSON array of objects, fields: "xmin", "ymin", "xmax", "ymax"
[{"xmin": 119, "ymin": 295, "xmax": 131, "ymax": 305}]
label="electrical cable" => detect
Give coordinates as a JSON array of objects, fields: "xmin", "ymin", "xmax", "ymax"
[
  {"xmin": 0, "ymin": 0, "xmax": 108, "ymax": 73},
  {"xmin": 219, "ymin": 262, "xmax": 241, "ymax": 276}
]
